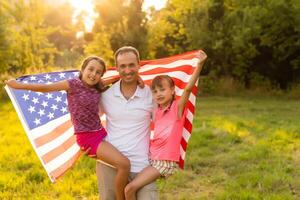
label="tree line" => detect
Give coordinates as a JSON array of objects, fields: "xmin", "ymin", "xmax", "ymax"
[{"xmin": 0, "ymin": 0, "xmax": 299, "ymax": 89}]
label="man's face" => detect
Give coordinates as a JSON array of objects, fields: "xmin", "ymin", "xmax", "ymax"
[{"xmin": 116, "ymin": 52, "xmax": 140, "ymax": 84}]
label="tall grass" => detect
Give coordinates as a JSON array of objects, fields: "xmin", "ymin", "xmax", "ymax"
[{"xmin": 0, "ymin": 95, "xmax": 300, "ymax": 199}]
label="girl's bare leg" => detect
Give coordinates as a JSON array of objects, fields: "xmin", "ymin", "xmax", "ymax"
[
  {"xmin": 125, "ymin": 166, "xmax": 161, "ymax": 200},
  {"xmin": 97, "ymin": 141, "xmax": 130, "ymax": 200}
]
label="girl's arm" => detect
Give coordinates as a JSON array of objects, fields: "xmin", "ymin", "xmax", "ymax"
[
  {"xmin": 102, "ymin": 75, "xmax": 120, "ymax": 86},
  {"xmin": 177, "ymin": 50, "xmax": 207, "ymax": 118},
  {"xmin": 5, "ymin": 79, "xmax": 69, "ymax": 92}
]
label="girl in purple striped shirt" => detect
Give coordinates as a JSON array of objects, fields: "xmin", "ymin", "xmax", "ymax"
[{"xmin": 6, "ymin": 56, "xmax": 129, "ymax": 200}]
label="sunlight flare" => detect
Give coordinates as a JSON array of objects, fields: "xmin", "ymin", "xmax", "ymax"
[{"xmin": 68, "ymin": 0, "xmax": 98, "ymax": 32}]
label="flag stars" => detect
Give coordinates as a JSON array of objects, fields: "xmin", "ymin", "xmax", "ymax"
[
  {"xmin": 47, "ymin": 112, "xmax": 54, "ymax": 119},
  {"xmin": 61, "ymin": 107, "xmax": 68, "ymax": 113},
  {"xmin": 28, "ymin": 106, "xmax": 35, "ymax": 113},
  {"xmin": 45, "ymin": 74, "xmax": 51, "ymax": 80},
  {"xmin": 59, "ymin": 73, "xmax": 66, "ymax": 78},
  {"xmin": 22, "ymin": 94, "xmax": 29, "ymax": 101},
  {"xmin": 34, "ymin": 118, "xmax": 41, "ymax": 125},
  {"xmin": 55, "ymin": 96, "xmax": 62, "ymax": 103},
  {"xmin": 41, "ymin": 101, "xmax": 48, "ymax": 108},
  {"xmin": 73, "ymin": 72, "xmax": 80, "ymax": 76},
  {"xmin": 46, "ymin": 93, "xmax": 53, "ymax": 99},
  {"xmin": 32, "ymin": 97, "xmax": 39, "ymax": 104},
  {"xmin": 36, "ymin": 92, "xmax": 43, "ymax": 96},
  {"xmin": 60, "ymin": 91, "xmax": 67, "ymax": 95},
  {"xmin": 38, "ymin": 109, "xmax": 45, "ymax": 116},
  {"xmin": 30, "ymin": 76, "xmax": 37, "ymax": 81},
  {"xmin": 51, "ymin": 104, "xmax": 58, "ymax": 111}
]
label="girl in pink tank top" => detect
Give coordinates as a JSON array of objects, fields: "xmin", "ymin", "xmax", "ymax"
[
  {"xmin": 6, "ymin": 56, "xmax": 130, "ymax": 200},
  {"xmin": 125, "ymin": 50, "xmax": 207, "ymax": 200}
]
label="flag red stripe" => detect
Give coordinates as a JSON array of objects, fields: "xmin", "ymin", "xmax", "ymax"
[
  {"xmin": 180, "ymin": 138, "xmax": 187, "ymax": 155},
  {"xmin": 186, "ymin": 101, "xmax": 195, "ymax": 114},
  {"xmin": 184, "ymin": 117, "xmax": 193, "ymax": 134},
  {"xmin": 42, "ymin": 135, "xmax": 77, "ymax": 163},
  {"xmin": 140, "ymin": 65, "xmax": 195, "ymax": 76},
  {"xmin": 140, "ymin": 50, "xmax": 199, "ymax": 66},
  {"xmin": 34, "ymin": 120, "xmax": 73, "ymax": 147},
  {"xmin": 179, "ymin": 157, "xmax": 184, "ymax": 169}
]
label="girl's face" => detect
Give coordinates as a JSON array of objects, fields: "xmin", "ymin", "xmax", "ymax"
[
  {"xmin": 152, "ymin": 79, "xmax": 175, "ymax": 109},
  {"xmin": 81, "ymin": 59, "xmax": 105, "ymax": 86}
]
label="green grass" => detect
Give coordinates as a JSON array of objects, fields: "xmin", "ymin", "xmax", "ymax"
[{"xmin": 1, "ymin": 96, "xmax": 300, "ymax": 199}]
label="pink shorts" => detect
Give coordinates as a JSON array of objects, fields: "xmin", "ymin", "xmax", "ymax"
[{"xmin": 75, "ymin": 128, "xmax": 107, "ymax": 157}]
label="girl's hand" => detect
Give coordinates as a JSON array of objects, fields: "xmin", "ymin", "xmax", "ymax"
[
  {"xmin": 196, "ymin": 50, "xmax": 207, "ymax": 64},
  {"xmin": 5, "ymin": 79, "xmax": 21, "ymax": 89}
]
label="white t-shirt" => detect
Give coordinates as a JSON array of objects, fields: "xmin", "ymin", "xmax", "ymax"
[{"xmin": 100, "ymin": 80, "xmax": 154, "ymax": 172}]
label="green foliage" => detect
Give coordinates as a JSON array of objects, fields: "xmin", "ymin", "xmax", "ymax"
[
  {"xmin": 148, "ymin": 0, "xmax": 300, "ymax": 89},
  {"xmin": 1, "ymin": 0, "xmax": 58, "ymax": 73},
  {"xmin": 0, "ymin": 1, "xmax": 12, "ymax": 73},
  {"xmin": 44, "ymin": 3, "xmax": 80, "ymax": 68},
  {"xmin": 85, "ymin": 0, "xmax": 148, "ymax": 65}
]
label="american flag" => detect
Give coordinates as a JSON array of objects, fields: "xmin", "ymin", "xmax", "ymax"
[{"xmin": 5, "ymin": 50, "xmax": 200, "ymax": 182}]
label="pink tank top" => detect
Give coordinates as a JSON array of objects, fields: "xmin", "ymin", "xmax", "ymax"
[{"xmin": 150, "ymin": 99, "xmax": 187, "ymax": 161}]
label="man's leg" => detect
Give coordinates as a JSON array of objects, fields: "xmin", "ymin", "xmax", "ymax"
[
  {"xmin": 96, "ymin": 161, "xmax": 116, "ymax": 200},
  {"xmin": 129, "ymin": 172, "xmax": 159, "ymax": 200}
]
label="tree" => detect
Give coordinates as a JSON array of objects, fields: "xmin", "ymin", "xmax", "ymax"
[
  {"xmin": 5, "ymin": 0, "xmax": 58, "ymax": 72},
  {"xmin": 147, "ymin": 0, "xmax": 300, "ymax": 88},
  {"xmin": 0, "ymin": 1, "xmax": 13, "ymax": 73},
  {"xmin": 44, "ymin": 3, "xmax": 80, "ymax": 67},
  {"xmin": 85, "ymin": 0, "xmax": 148, "ymax": 65}
]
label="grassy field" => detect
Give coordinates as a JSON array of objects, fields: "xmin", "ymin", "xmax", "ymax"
[{"xmin": 0, "ymin": 95, "xmax": 300, "ymax": 199}]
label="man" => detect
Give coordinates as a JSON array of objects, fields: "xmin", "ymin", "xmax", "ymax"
[{"xmin": 97, "ymin": 46, "xmax": 159, "ymax": 199}]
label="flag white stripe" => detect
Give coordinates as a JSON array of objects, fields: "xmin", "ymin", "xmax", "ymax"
[
  {"xmin": 45, "ymin": 143, "xmax": 80, "ymax": 173},
  {"xmin": 182, "ymin": 128, "xmax": 191, "ymax": 143},
  {"xmin": 175, "ymin": 87, "xmax": 196, "ymax": 101},
  {"xmin": 186, "ymin": 110, "xmax": 194, "ymax": 124},
  {"xmin": 30, "ymin": 114, "xmax": 71, "ymax": 140},
  {"xmin": 38, "ymin": 127, "xmax": 75, "ymax": 156},
  {"xmin": 180, "ymin": 145, "xmax": 186, "ymax": 160},
  {"xmin": 140, "ymin": 58, "xmax": 199, "ymax": 72}
]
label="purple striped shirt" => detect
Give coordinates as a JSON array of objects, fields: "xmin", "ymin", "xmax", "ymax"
[{"xmin": 67, "ymin": 78, "xmax": 102, "ymax": 133}]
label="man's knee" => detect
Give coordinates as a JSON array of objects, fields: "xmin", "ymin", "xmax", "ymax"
[{"xmin": 136, "ymin": 181, "xmax": 159, "ymax": 200}]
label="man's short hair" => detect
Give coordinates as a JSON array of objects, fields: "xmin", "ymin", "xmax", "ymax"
[{"xmin": 114, "ymin": 46, "xmax": 140, "ymax": 66}]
